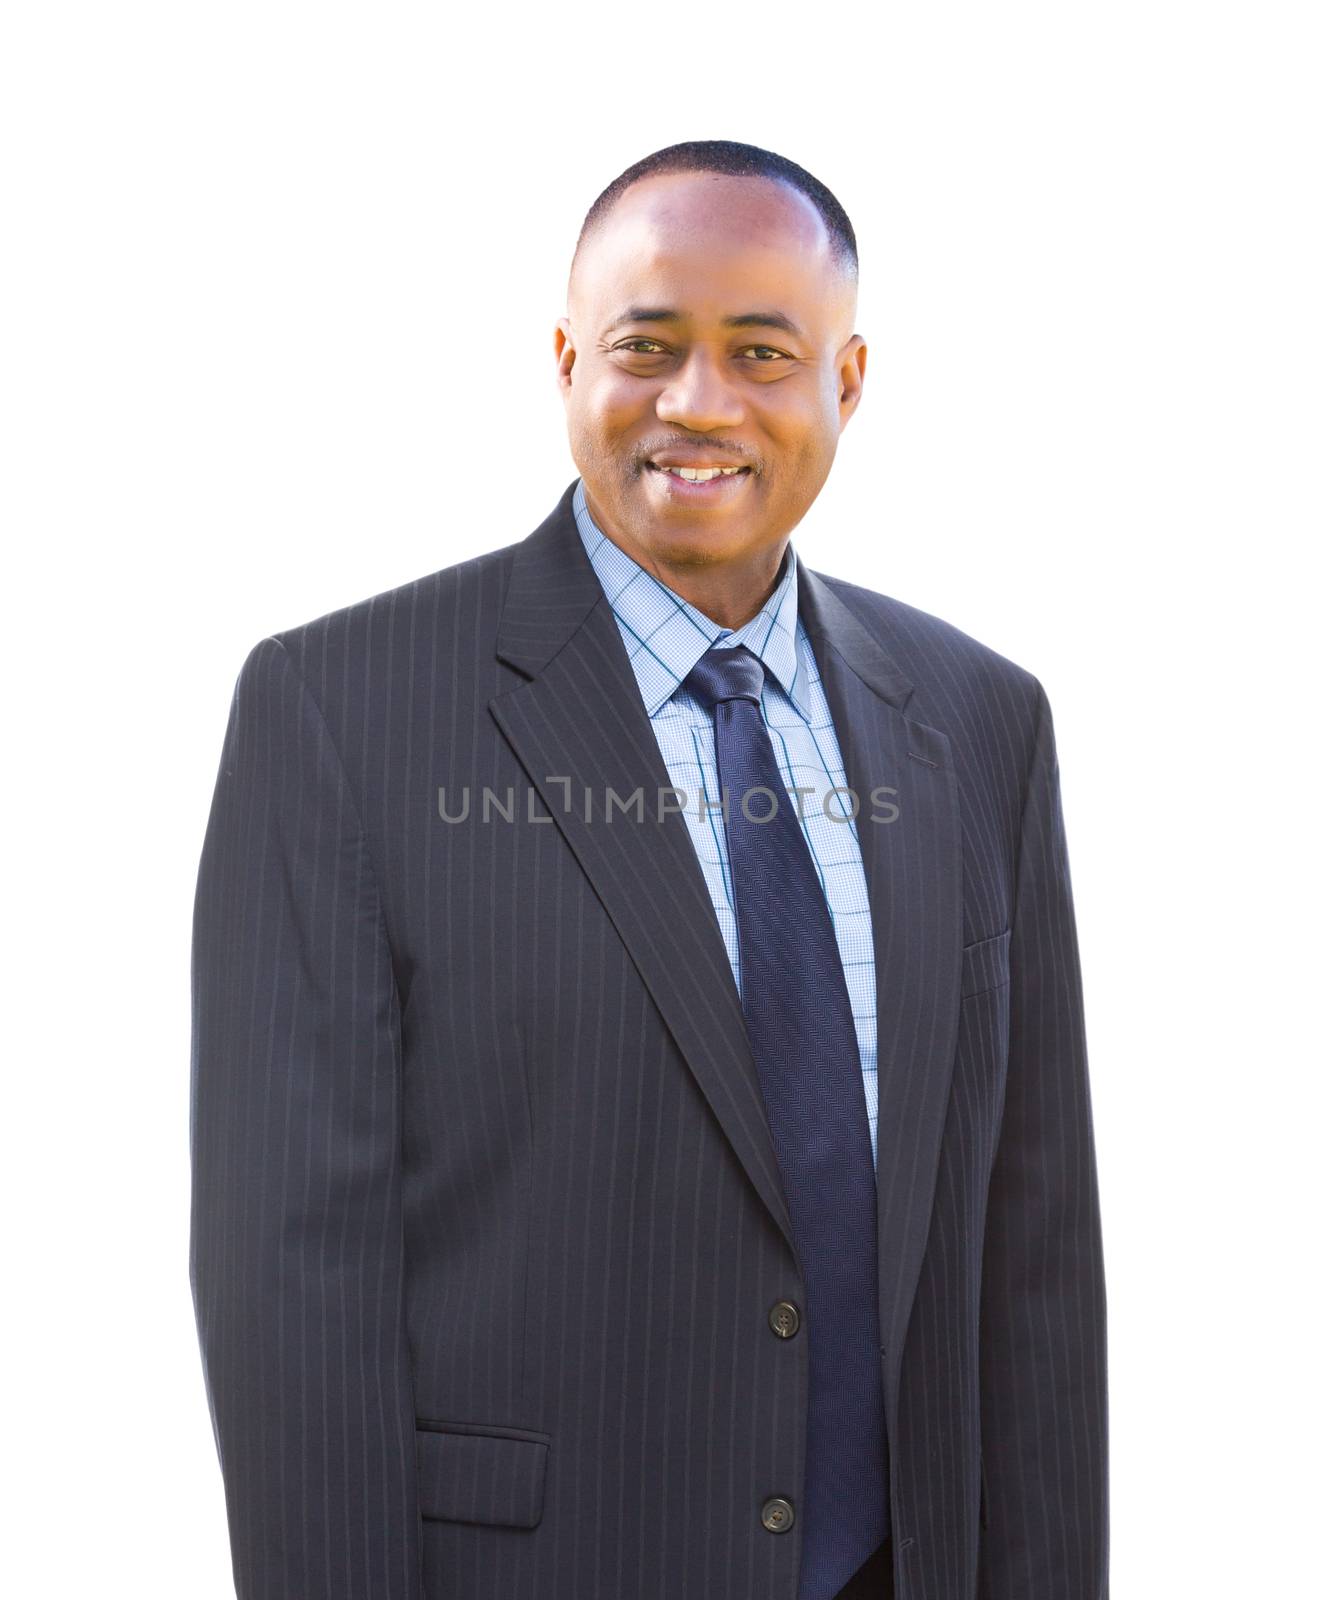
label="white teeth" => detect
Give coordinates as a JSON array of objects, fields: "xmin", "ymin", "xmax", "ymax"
[{"xmin": 660, "ymin": 465, "xmax": 745, "ymax": 481}]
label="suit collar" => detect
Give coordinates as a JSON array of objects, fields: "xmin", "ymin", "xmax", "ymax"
[{"xmin": 496, "ymin": 477, "xmax": 915, "ymax": 715}]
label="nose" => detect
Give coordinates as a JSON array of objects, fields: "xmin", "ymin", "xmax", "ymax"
[{"xmin": 655, "ymin": 346, "xmax": 745, "ymax": 433}]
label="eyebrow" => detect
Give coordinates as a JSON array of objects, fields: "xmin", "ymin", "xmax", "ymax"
[{"xmin": 606, "ymin": 306, "xmax": 806, "ymax": 340}]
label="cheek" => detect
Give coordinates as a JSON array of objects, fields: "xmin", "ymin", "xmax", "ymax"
[
  {"xmin": 576, "ymin": 369, "xmax": 647, "ymax": 431},
  {"xmin": 765, "ymin": 418, "xmax": 836, "ymax": 485},
  {"xmin": 762, "ymin": 385, "xmax": 837, "ymax": 450}
]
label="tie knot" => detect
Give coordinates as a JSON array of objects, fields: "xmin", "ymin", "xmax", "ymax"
[{"xmin": 683, "ymin": 645, "xmax": 767, "ymax": 715}]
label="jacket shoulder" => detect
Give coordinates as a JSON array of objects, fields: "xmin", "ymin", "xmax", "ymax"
[
  {"xmin": 261, "ymin": 540, "xmax": 518, "ymax": 678},
  {"xmin": 808, "ymin": 569, "xmax": 1055, "ymax": 821},
  {"xmin": 813, "ymin": 570, "xmax": 1043, "ymax": 707}
]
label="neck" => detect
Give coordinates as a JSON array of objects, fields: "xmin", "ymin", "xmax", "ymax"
[
  {"xmin": 587, "ymin": 508, "xmax": 788, "ymax": 632},
  {"xmin": 652, "ymin": 546, "xmax": 788, "ymax": 631}
]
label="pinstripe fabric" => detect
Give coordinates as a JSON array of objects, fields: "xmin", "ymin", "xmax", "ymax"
[
  {"xmin": 189, "ymin": 477, "xmax": 1108, "ymax": 1599},
  {"xmin": 571, "ymin": 477, "xmax": 881, "ymax": 1171}
]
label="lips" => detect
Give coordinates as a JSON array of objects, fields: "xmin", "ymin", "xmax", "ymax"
[
  {"xmin": 644, "ymin": 461, "xmax": 754, "ymax": 501},
  {"xmin": 646, "ymin": 462, "xmax": 752, "ymax": 479}
]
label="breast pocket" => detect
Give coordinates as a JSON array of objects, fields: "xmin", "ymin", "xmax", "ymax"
[
  {"xmin": 960, "ymin": 928, "xmax": 1011, "ymax": 1000},
  {"xmin": 415, "ymin": 1419, "xmax": 550, "ymax": 1529}
]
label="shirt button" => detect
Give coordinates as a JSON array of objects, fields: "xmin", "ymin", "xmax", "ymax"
[
  {"xmin": 768, "ymin": 1300, "xmax": 801, "ymax": 1338},
  {"xmin": 761, "ymin": 1496, "xmax": 796, "ymax": 1533}
]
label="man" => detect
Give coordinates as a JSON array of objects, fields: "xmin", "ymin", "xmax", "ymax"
[{"xmin": 190, "ymin": 139, "xmax": 1108, "ymax": 1600}]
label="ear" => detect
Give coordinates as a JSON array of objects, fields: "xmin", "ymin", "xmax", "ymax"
[
  {"xmin": 837, "ymin": 334, "xmax": 867, "ymax": 428},
  {"xmin": 554, "ymin": 318, "xmax": 576, "ymax": 397}
]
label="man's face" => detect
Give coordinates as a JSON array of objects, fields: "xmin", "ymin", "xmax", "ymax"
[{"xmin": 556, "ymin": 172, "xmax": 866, "ymax": 575}]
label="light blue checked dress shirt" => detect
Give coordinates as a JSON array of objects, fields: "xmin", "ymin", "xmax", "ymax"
[{"xmin": 572, "ymin": 477, "xmax": 881, "ymax": 1172}]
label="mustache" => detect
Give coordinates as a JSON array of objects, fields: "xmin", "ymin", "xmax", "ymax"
[{"xmin": 635, "ymin": 445, "xmax": 759, "ymax": 471}]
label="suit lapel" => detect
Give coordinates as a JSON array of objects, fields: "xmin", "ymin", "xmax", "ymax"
[
  {"xmin": 796, "ymin": 559, "xmax": 964, "ymax": 1421},
  {"xmin": 489, "ymin": 483, "xmax": 798, "ymax": 1257},
  {"xmin": 490, "ymin": 482, "xmax": 965, "ymax": 1405}
]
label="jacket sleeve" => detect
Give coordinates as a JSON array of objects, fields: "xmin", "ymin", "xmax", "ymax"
[
  {"xmin": 976, "ymin": 679, "xmax": 1109, "ymax": 1599},
  {"xmin": 189, "ymin": 636, "xmax": 422, "ymax": 1600}
]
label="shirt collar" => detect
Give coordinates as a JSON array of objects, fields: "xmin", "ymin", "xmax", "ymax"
[{"xmin": 572, "ymin": 476, "xmax": 810, "ymax": 721}]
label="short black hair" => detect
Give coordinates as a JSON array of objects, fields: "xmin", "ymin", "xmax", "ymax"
[{"xmin": 572, "ymin": 139, "xmax": 858, "ymax": 282}]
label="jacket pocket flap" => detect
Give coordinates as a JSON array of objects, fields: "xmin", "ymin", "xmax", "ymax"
[
  {"xmin": 960, "ymin": 928, "xmax": 1011, "ymax": 999},
  {"xmin": 415, "ymin": 1420, "xmax": 550, "ymax": 1529}
]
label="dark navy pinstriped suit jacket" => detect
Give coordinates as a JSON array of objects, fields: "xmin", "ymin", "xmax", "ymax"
[{"xmin": 189, "ymin": 478, "xmax": 1108, "ymax": 1600}]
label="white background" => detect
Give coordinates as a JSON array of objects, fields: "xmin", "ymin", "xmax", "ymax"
[{"xmin": 3, "ymin": 2, "xmax": 1326, "ymax": 1594}]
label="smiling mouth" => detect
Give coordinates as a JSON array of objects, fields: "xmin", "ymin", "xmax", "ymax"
[
  {"xmin": 643, "ymin": 462, "xmax": 754, "ymax": 501},
  {"xmin": 645, "ymin": 462, "xmax": 753, "ymax": 482}
]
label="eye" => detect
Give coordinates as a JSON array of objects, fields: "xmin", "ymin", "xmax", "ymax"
[{"xmin": 613, "ymin": 339, "xmax": 791, "ymax": 363}]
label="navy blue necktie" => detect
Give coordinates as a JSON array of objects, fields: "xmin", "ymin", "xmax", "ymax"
[{"xmin": 684, "ymin": 644, "xmax": 889, "ymax": 1600}]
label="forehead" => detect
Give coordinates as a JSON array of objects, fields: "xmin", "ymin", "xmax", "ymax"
[{"xmin": 575, "ymin": 172, "xmax": 848, "ymax": 335}]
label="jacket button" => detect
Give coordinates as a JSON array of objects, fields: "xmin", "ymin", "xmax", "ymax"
[
  {"xmin": 761, "ymin": 1496, "xmax": 796, "ymax": 1533},
  {"xmin": 768, "ymin": 1300, "xmax": 801, "ymax": 1338}
]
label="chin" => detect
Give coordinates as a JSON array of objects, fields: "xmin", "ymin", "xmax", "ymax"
[{"xmin": 646, "ymin": 528, "xmax": 760, "ymax": 568}]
